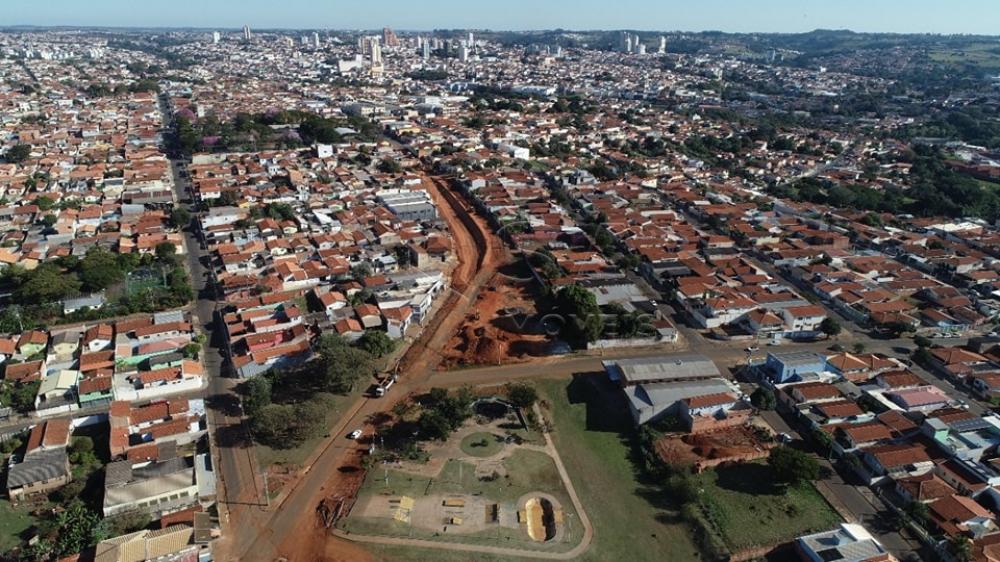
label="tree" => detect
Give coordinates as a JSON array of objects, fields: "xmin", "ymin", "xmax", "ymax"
[
  {"xmin": 555, "ymin": 284, "xmax": 603, "ymax": 345},
  {"xmin": 54, "ymin": 499, "xmax": 108, "ymax": 557},
  {"xmin": 41, "ymin": 214, "xmax": 58, "ymax": 229},
  {"xmin": 357, "ymin": 330, "xmax": 396, "ymax": 358},
  {"xmin": 250, "ymin": 399, "xmax": 326, "ymax": 448},
  {"xmin": 78, "ymin": 246, "xmax": 123, "ymax": 292},
  {"xmin": 155, "ymin": 241, "xmax": 177, "ymax": 262},
  {"xmin": 15, "ymin": 263, "xmax": 80, "ymax": 305},
  {"xmin": 316, "ymin": 334, "xmax": 375, "ymax": 393},
  {"xmin": 377, "ymin": 158, "xmax": 402, "ymax": 174},
  {"xmin": 170, "ymin": 207, "xmax": 191, "ymax": 229},
  {"xmin": 852, "ymin": 342, "xmax": 866, "ymax": 354},
  {"xmin": 183, "ymin": 342, "xmax": 201, "ymax": 359},
  {"xmin": 950, "ymin": 534, "xmax": 972, "ymax": 562},
  {"xmin": 767, "ymin": 446, "xmax": 820, "ymax": 485},
  {"xmin": 243, "ymin": 375, "xmax": 272, "ymax": 416},
  {"xmin": 914, "ymin": 334, "xmax": 932, "ymax": 348},
  {"xmin": 10, "ymin": 381, "xmax": 40, "ymax": 413},
  {"xmin": 5, "ymin": 143, "xmax": 31, "ymax": 163},
  {"xmin": 820, "ymin": 317, "xmax": 841, "ymax": 338},
  {"xmin": 417, "ymin": 410, "xmax": 451, "ymax": 441},
  {"xmin": 750, "ymin": 387, "xmax": 777, "ymax": 410},
  {"xmin": 506, "ymin": 382, "xmax": 538, "ymax": 409},
  {"xmin": 105, "ymin": 509, "xmax": 151, "ymax": 536}
]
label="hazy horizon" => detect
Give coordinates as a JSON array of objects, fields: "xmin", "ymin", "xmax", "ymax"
[{"xmin": 5, "ymin": 0, "xmax": 1000, "ymax": 36}]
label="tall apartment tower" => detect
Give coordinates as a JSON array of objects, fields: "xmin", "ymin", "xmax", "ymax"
[
  {"xmin": 468, "ymin": 32, "xmax": 474, "ymax": 46},
  {"xmin": 382, "ymin": 27, "xmax": 400, "ymax": 48},
  {"xmin": 242, "ymin": 25, "xmax": 251, "ymax": 41},
  {"xmin": 658, "ymin": 36, "xmax": 667, "ymax": 54},
  {"xmin": 422, "ymin": 38, "xmax": 431, "ymax": 62},
  {"xmin": 212, "ymin": 31, "xmax": 221, "ymax": 44},
  {"xmin": 313, "ymin": 32, "xmax": 321, "ymax": 48}
]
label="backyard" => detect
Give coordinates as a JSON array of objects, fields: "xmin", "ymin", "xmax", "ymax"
[{"xmin": 693, "ymin": 461, "xmax": 842, "ymax": 551}]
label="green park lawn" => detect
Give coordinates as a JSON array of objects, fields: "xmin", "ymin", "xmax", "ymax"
[
  {"xmin": 536, "ymin": 377, "xmax": 701, "ymax": 562},
  {"xmin": 459, "ymin": 432, "xmax": 505, "ymax": 458},
  {"xmin": 361, "ymin": 375, "xmax": 701, "ymax": 562},
  {"xmin": 693, "ymin": 462, "xmax": 842, "ymax": 551},
  {"xmin": 342, "ymin": 448, "xmax": 581, "ymax": 552}
]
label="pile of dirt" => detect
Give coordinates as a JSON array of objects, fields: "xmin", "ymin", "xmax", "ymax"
[{"xmin": 440, "ymin": 274, "xmax": 553, "ymax": 368}]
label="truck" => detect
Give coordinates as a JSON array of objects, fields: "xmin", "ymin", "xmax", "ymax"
[{"xmin": 373, "ymin": 374, "xmax": 397, "ymax": 397}]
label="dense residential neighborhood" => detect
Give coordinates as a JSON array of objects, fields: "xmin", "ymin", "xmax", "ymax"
[{"xmin": 0, "ymin": 13, "xmax": 1000, "ymax": 562}]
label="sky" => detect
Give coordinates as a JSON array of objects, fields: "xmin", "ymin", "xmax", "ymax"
[{"xmin": 5, "ymin": 0, "xmax": 1000, "ymax": 35}]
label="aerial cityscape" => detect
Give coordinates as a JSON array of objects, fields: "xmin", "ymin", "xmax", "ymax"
[{"xmin": 1, "ymin": 3, "xmax": 1000, "ymax": 562}]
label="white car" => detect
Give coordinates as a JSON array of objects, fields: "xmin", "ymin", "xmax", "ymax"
[{"xmin": 348, "ymin": 429, "xmax": 363, "ymax": 440}]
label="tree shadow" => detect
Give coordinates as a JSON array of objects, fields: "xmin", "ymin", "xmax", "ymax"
[
  {"xmin": 712, "ymin": 463, "xmax": 783, "ymax": 496},
  {"xmin": 212, "ymin": 421, "xmax": 251, "ymax": 449}
]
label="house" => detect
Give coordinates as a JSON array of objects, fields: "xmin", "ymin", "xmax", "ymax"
[
  {"xmin": 970, "ymin": 373, "xmax": 1000, "ymax": 401},
  {"xmin": 763, "ymin": 351, "xmax": 828, "ymax": 384},
  {"xmin": 885, "ymin": 386, "xmax": 950, "ymax": 413},
  {"xmin": 35, "ymin": 369, "xmax": 79, "ymax": 416},
  {"xmin": 895, "ymin": 472, "xmax": 956, "ymax": 505},
  {"xmin": 17, "ymin": 330, "xmax": 48, "ymax": 357},
  {"xmin": 927, "ymin": 494, "xmax": 997, "ymax": 539},
  {"xmin": 63, "ymin": 291, "xmax": 107, "ymax": 315},
  {"xmin": 49, "ymin": 330, "xmax": 81, "ymax": 360},
  {"xmin": 94, "ymin": 525, "xmax": 199, "ymax": 562},
  {"xmin": 678, "ymin": 392, "xmax": 753, "ymax": 433},
  {"xmin": 860, "ymin": 443, "xmax": 934, "ymax": 481},
  {"xmin": 779, "ymin": 305, "xmax": 827, "ymax": 339},
  {"xmin": 6, "ymin": 419, "xmax": 72, "ymax": 501},
  {"xmin": 383, "ymin": 305, "xmax": 413, "ymax": 339},
  {"xmin": 83, "ymin": 323, "xmax": 115, "ymax": 352},
  {"xmin": 795, "ymin": 523, "xmax": 896, "ymax": 562}
]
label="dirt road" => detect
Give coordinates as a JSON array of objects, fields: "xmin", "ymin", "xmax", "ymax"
[
  {"xmin": 229, "ymin": 174, "xmax": 506, "ymax": 562},
  {"xmin": 393, "ymin": 175, "xmax": 506, "ymax": 377}
]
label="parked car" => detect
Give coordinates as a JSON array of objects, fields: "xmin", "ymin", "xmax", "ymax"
[{"xmin": 348, "ymin": 429, "xmax": 363, "ymax": 440}]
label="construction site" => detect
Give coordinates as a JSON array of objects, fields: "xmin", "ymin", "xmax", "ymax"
[
  {"xmin": 654, "ymin": 424, "xmax": 775, "ymax": 473},
  {"xmin": 439, "ymin": 264, "xmax": 559, "ymax": 369}
]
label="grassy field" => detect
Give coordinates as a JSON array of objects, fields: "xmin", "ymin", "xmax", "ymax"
[
  {"xmin": 536, "ymin": 376, "xmax": 701, "ymax": 562},
  {"xmin": 255, "ymin": 390, "xmax": 361, "ymax": 469},
  {"xmin": 694, "ymin": 462, "xmax": 842, "ymax": 551},
  {"xmin": 0, "ymin": 501, "xmax": 36, "ymax": 552},
  {"xmin": 929, "ymin": 43, "xmax": 1000, "ymax": 70},
  {"xmin": 459, "ymin": 432, "xmax": 504, "ymax": 458},
  {"xmin": 342, "ymin": 448, "xmax": 581, "ymax": 552}
]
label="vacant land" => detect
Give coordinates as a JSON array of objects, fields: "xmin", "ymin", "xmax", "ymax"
[
  {"xmin": 694, "ymin": 462, "xmax": 842, "ymax": 551},
  {"xmin": 0, "ymin": 501, "xmax": 36, "ymax": 552},
  {"xmin": 536, "ymin": 376, "xmax": 700, "ymax": 562}
]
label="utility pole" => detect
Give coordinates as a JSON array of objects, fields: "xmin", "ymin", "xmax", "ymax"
[{"xmin": 262, "ymin": 470, "xmax": 270, "ymax": 507}]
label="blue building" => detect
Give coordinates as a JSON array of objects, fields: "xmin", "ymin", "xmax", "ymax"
[{"xmin": 764, "ymin": 351, "xmax": 828, "ymax": 384}]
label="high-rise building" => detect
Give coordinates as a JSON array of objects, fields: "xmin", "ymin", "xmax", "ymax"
[
  {"xmin": 212, "ymin": 31, "xmax": 221, "ymax": 44},
  {"xmin": 468, "ymin": 32, "xmax": 474, "ymax": 46},
  {"xmin": 242, "ymin": 25, "xmax": 251, "ymax": 41},
  {"xmin": 313, "ymin": 32, "xmax": 321, "ymax": 48},
  {"xmin": 658, "ymin": 36, "xmax": 667, "ymax": 54},
  {"xmin": 382, "ymin": 27, "xmax": 400, "ymax": 48},
  {"xmin": 370, "ymin": 37, "xmax": 383, "ymax": 75},
  {"xmin": 637, "ymin": 43, "xmax": 646, "ymax": 55},
  {"xmin": 459, "ymin": 45, "xmax": 470, "ymax": 62},
  {"xmin": 422, "ymin": 38, "xmax": 431, "ymax": 62}
]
